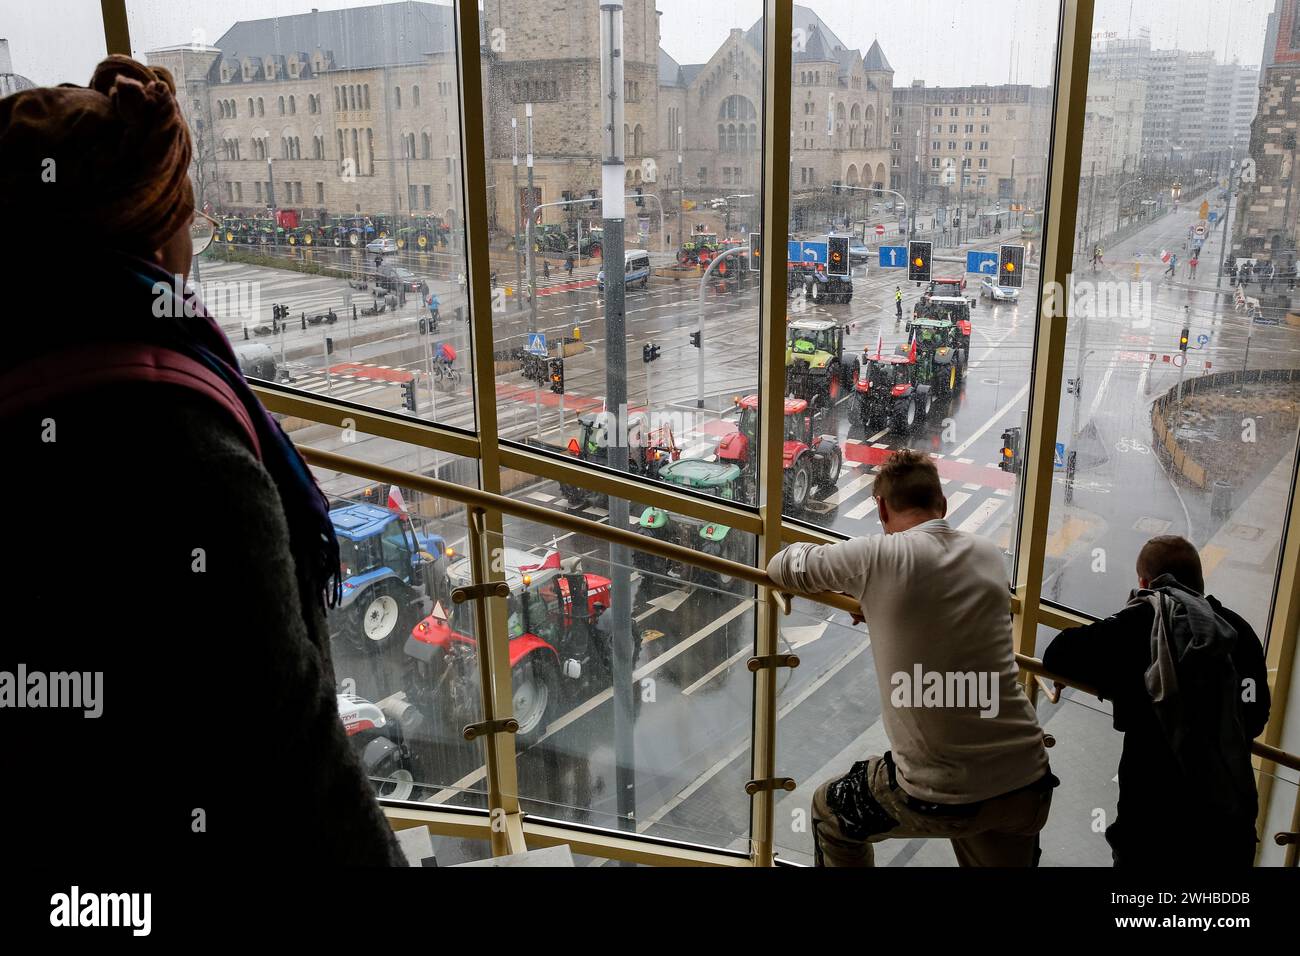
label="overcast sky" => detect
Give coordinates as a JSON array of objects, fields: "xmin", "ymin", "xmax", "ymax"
[{"xmin": 2, "ymin": 0, "xmax": 1277, "ymax": 90}]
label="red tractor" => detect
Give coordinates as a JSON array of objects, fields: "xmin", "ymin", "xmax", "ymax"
[
  {"xmin": 400, "ymin": 548, "xmax": 639, "ymax": 746},
  {"xmin": 717, "ymin": 395, "xmax": 842, "ymax": 510}
]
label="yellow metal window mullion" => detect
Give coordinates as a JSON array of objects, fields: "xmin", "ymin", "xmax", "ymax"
[
  {"xmin": 452, "ymin": 0, "xmax": 525, "ymax": 857},
  {"xmin": 100, "ymin": 0, "xmax": 130, "ymax": 55},
  {"xmin": 750, "ymin": 0, "xmax": 794, "ymax": 869},
  {"xmin": 1254, "ymin": 440, "xmax": 1300, "ymax": 861},
  {"xmin": 1012, "ymin": 0, "xmax": 1095, "ymax": 677}
]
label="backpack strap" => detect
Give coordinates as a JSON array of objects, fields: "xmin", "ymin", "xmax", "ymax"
[{"xmin": 0, "ymin": 342, "xmax": 263, "ymax": 461}]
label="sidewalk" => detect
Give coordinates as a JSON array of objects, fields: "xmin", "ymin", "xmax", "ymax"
[{"xmin": 1199, "ymin": 450, "xmax": 1292, "ymax": 620}]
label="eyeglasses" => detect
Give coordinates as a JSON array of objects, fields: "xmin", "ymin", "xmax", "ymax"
[{"xmin": 189, "ymin": 209, "xmax": 220, "ymax": 256}]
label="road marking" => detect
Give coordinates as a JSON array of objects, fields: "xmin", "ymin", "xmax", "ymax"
[
  {"xmin": 943, "ymin": 491, "xmax": 972, "ymax": 519},
  {"xmin": 682, "ymin": 646, "xmax": 750, "ymax": 696},
  {"xmin": 844, "ymin": 494, "xmax": 878, "ymax": 521},
  {"xmin": 823, "ymin": 472, "xmax": 874, "ymax": 506},
  {"xmin": 638, "ymin": 635, "xmax": 872, "ymax": 834},
  {"xmin": 947, "ymin": 380, "xmax": 1031, "ymax": 457},
  {"xmin": 528, "ymin": 491, "xmax": 555, "ymax": 503},
  {"xmin": 424, "ymin": 598, "xmax": 753, "ymax": 807},
  {"xmin": 956, "ymin": 497, "xmax": 1005, "ymax": 534}
]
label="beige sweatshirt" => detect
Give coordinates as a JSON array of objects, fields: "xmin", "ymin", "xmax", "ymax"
[{"xmin": 767, "ymin": 519, "xmax": 1048, "ymax": 804}]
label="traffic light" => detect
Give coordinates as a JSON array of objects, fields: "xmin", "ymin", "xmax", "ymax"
[
  {"xmin": 548, "ymin": 357, "xmax": 565, "ymax": 394},
  {"xmin": 689, "ymin": 330, "xmax": 701, "ymax": 348},
  {"xmin": 1179, "ymin": 326, "xmax": 1190, "ymax": 351},
  {"xmin": 908, "ymin": 240, "xmax": 932, "ymax": 283},
  {"xmin": 643, "ymin": 343, "xmax": 661, "ymax": 364},
  {"xmin": 749, "ymin": 232, "xmax": 761, "ymax": 272},
  {"xmin": 588, "ymin": 189, "xmax": 599, "ymax": 213},
  {"xmin": 998, "ymin": 426, "xmax": 1021, "ymax": 473},
  {"xmin": 635, "ymin": 187, "xmax": 644, "ymax": 208},
  {"xmin": 401, "ymin": 378, "xmax": 418, "ymax": 413},
  {"xmin": 827, "ymin": 236, "xmax": 849, "ymax": 276},
  {"xmin": 998, "ymin": 244, "xmax": 1025, "ymax": 289}
]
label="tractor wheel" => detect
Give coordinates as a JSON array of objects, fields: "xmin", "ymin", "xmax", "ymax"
[
  {"xmin": 367, "ymin": 741, "xmax": 415, "ymax": 801},
  {"xmin": 349, "ymin": 582, "xmax": 413, "ymax": 655},
  {"xmin": 814, "ymin": 447, "xmax": 842, "ymax": 498},
  {"xmin": 396, "ymin": 237, "xmax": 406, "ymax": 250},
  {"xmin": 919, "ymin": 389, "xmax": 933, "ymax": 422},
  {"xmin": 333, "ymin": 235, "xmax": 342, "ymax": 247},
  {"xmin": 511, "ymin": 655, "xmax": 559, "ymax": 747},
  {"xmin": 288, "ymin": 234, "xmax": 297, "ymax": 247},
  {"xmin": 348, "ymin": 232, "xmax": 360, "ymax": 247},
  {"xmin": 417, "ymin": 232, "xmax": 429, "ymax": 250},
  {"xmin": 785, "ymin": 461, "xmax": 811, "ymax": 511},
  {"xmin": 826, "ymin": 363, "xmax": 843, "ymax": 404},
  {"xmin": 893, "ymin": 398, "xmax": 918, "ymax": 435},
  {"xmin": 303, "ymin": 232, "xmax": 313, "ymax": 246}
]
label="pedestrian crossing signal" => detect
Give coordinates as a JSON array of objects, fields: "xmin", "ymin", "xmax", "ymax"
[
  {"xmin": 749, "ymin": 232, "xmax": 761, "ymax": 272},
  {"xmin": 828, "ymin": 236, "xmax": 849, "ymax": 276},
  {"xmin": 998, "ymin": 244, "xmax": 1025, "ymax": 289},
  {"xmin": 401, "ymin": 379, "xmax": 418, "ymax": 413},
  {"xmin": 908, "ymin": 240, "xmax": 932, "ymax": 282},
  {"xmin": 548, "ymin": 358, "xmax": 565, "ymax": 394}
]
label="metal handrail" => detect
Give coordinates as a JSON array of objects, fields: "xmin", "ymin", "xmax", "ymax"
[{"xmin": 301, "ymin": 444, "xmax": 1300, "ymax": 775}]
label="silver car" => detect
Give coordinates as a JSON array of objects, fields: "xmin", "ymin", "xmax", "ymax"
[{"xmin": 980, "ymin": 276, "xmax": 1020, "ymax": 302}]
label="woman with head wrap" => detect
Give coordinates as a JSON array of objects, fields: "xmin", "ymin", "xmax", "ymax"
[{"xmin": 0, "ymin": 57, "xmax": 406, "ymax": 866}]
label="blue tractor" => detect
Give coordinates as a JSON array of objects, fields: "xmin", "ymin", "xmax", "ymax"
[{"xmin": 330, "ymin": 502, "xmax": 449, "ymax": 654}]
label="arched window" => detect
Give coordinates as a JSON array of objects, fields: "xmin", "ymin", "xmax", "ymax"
[
  {"xmin": 278, "ymin": 96, "xmax": 285, "ymax": 115},
  {"xmin": 394, "ymin": 86, "xmax": 401, "ymax": 109},
  {"xmin": 248, "ymin": 97, "xmax": 255, "ymax": 116},
  {"xmin": 633, "ymin": 124, "xmax": 642, "ymax": 156},
  {"xmin": 422, "ymin": 132, "xmax": 431, "ymax": 159},
  {"xmin": 718, "ymin": 124, "xmax": 725, "ymax": 151},
  {"xmin": 624, "ymin": 124, "xmax": 631, "ymax": 155},
  {"xmin": 257, "ymin": 97, "xmax": 264, "ymax": 116},
  {"xmin": 836, "ymin": 102, "xmax": 845, "ymax": 123},
  {"xmin": 413, "ymin": 85, "xmax": 420, "ymax": 106},
  {"xmin": 366, "ymin": 129, "xmax": 374, "ymax": 175},
  {"xmin": 351, "ymin": 128, "xmax": 359, "ymax": 166},
  {"xmin": 289, "ymin": 95, "xmax": 296, "ymax": 115},
  {"xmin": 727, "ymin": 123, "xmax": 737, "ymax": 151},
  {"xmin": 336, "ymin": 129, "xmax": 344, "ymax": 159},
  {"xmin": 850, "ymin": 103, "xmax": 860, "ymax": 122}
]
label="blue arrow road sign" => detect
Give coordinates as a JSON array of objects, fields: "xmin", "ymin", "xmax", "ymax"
[
  {"xmin": 1054, "ymin": 442, "xmax": 1065, "ymax": 470},
  {"xmin": 526, "ymin": 332, "xmax": 548, "ymax": 356},
  {"xmin": 1197, "ymin": 333, "xmax": 1209, "ymax": 346},
  {"xmin": 1208, "ymin": 211, "xmax": 1218, "ymax": 223},
  {"xmin": 879, "ymin": 245, "xmax": 908, "ymax": 268},
  {"xmin": 787, "ymin": 240, "xmax": 801, "ymax": 262},
  {"xmin": 967, "ymin": 251, "xmax": 999, "ymax": 274},
  {"xmin": 786, "ymin": 240, "xmax": 827, "ymax": 264}
]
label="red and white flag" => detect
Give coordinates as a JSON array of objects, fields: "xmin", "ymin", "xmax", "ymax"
[
  {"xmin": 907, "ymin": 333, "xmax": 917, "ymax": 363},
  {"xmin": 875, "ymin": 333, "xmax": 884, "ymax": 360},
  {"xmin": 387, "ymin": 485, "xmax": 408, "ymax": 515}
]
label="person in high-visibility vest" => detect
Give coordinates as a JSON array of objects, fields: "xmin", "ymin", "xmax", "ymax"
[{"xmin": 895, "ymin": 287, "xmax": 903, "ymax": 322}]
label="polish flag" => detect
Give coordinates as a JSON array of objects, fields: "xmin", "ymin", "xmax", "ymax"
[
  {"xmin": 875, "ymin": 333, "xmax": 884, "ymax": 360},
  {"xmin": 907, "ymin": 333, "xmax": 917, "ymax": 363},
  {"xmin": 387, "ymin": 485, "xmax": 408, "ymax": 516}
]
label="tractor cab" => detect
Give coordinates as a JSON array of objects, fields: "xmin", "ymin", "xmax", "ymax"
[
  {"xmin": 856, "ymin": 353, "xmax": 914, "ymax": 396},
  {"xmin": 917, "ymin": 294, "xmax": 974, "ymax": 340},
  {"xmin": 786, "ymin": 319, "xmax": 842, "ymax": 369}
]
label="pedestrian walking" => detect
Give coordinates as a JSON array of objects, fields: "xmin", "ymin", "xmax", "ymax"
[
  {"xmin": 543, "ymin": 259, "xmax": 550, "ymax": 280},
  {"xmin": 1164, "ymin": 254, "xmax": 1176, "ymax": 278},
  {"xmin": 1189, "ymin": 255, "xmax": 1198, "ymax": 280},
  {"xmin": 565, "ymin": 254, "xmax": 575, "ymax": 277}
]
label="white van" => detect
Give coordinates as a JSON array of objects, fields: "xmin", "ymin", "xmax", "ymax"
[{"xmin": 598, "ymin": 249, "xmax": 652, "ymax": 291}]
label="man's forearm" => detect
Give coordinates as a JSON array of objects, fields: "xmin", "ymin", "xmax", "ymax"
[{"xmin": 766, "ymin": 540, "xmax": 868, "ymax": 600}]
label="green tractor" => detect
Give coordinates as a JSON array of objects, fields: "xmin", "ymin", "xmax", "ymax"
[
  {"xmin": 397, "ymin": 215, "xmax": 439, "ymax": 252},
  {"xmin": 633, "ymin": 459, "xmax": 749, "ymax": 592},
  {"xmin": 784, "ymin": 318, "xmax": 860, "ymax": 418},
  {"xmin": 904, "ymin": 316, "xmax": 966, "ymax": 396},
  {"xmin": 285, "ymin": 218, "xmax": 322, "ymax": 248}
]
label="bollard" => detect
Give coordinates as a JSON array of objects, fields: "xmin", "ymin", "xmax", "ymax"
[
  {"xmin": 326, "ymin": 336, "xmax": 334, "ymax": 355},
  {"xmin": 301, "ymin": 313, "xmax": 306, "ymax": 331},
  {"xmin": 456, "ymin": 306, "xmax": 464, "ymax": 323},
  {"xmin": 353, "ymin": 304, "xmax": 358, "ymax": 321}
]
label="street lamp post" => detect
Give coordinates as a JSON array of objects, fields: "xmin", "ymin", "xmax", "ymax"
[
  {"xmin": 526, "ymin": 103, "xmax": 537, "ymax": 332},
  {"xmin": 1216, "ymin": 159, "xmax": 1237, "ymax": 292},
  {"xmin": 512, "ymin": 117, "xmax": 523, "ymax": 311},
  {"xmin": 912, "ymin": 129, "xmax": 920, "ymax": 236},
  {"xmin": 598, "ymin": 0, "xmax": 635, "ymax": 844},
  {"xmin": 676, "ymin": 127, "xmax": 683, "ymax": 249}
]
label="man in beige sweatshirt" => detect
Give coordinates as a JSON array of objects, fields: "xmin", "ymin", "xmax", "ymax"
[{"xmin": 767, "ymin": 450, "xmax": 1055, "ymax": 866}]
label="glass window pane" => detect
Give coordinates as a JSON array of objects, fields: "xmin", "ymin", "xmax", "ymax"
[
  {"xmin": 1047, "ymin": 0, "xmax": 1290, "ymax": 639},
  {"xmin": 481, "ymin": 0, "xmax": 766, "ymax": 509},
  {"xmin": 780, "ymin": 1, "xmax": 1058, "ymax": 582},
  {"xmin": 123, "ymin": 0, "xmax": 474, "ymax": 431}
]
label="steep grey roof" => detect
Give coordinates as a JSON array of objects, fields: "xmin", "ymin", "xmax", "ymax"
[
  {"xmin": 744, "ymin": 4, "xmax": 873, "ymax": 70},
  {"xmin": 658, "ymin": 47, "xmax": 681, "ymax": 86},
  {"xmin": 679, "ymin": 63, "xmax": 705, "ymax": 86},
  {"xmin": 214, "ymin": 1, "xmax": 454, "ymax": 71},
  {"xmin": 863, "ymin": 39, "xmax": 892, "ymax": 73}
]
